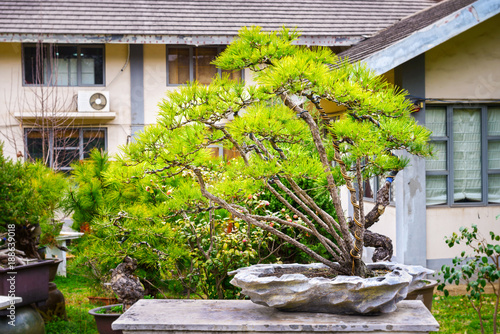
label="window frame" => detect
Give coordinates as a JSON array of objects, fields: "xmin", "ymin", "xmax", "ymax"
[
  {"xmin": 24, "ymin": 127, "xmax": 107, "ymax": 171},
  {"xmin": 22, "ymin": 43, "xmax": 106, "ymax": 87},
  {"xmin": 426, "ymin": 104, "xmax": 500, "ymax": 207},
  {"xmin": 166, "ymin": 45, "xmax": 244, "ymax": 86}
]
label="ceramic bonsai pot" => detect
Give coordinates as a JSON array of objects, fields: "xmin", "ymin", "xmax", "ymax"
[
  {"xmin": 89, "ymin": 304, "xmax": 123, "ymax": 334},
  {"xmin": 229, "ymin": 262, "xmax": 433, "ymax": 314},
  {"xmin": 405, "ymin": 279, "xmax": 438, "ymax": 311},
  {"xmin": 0, "ymin": 259, "xmax": 55, "ymax": 309}
]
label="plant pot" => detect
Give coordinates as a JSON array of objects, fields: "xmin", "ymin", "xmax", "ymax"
[
  {"xmin": 229, "ymin": 262, "xmax": 433, "ymax": 315},
  {"xmin": 0, "ymin": 259, "xmax": 54, "ymax": 309},
  {"xmin": 89, "ymin": 304, "xmax": 123, "ymax": 334},
  {"xmin": 88, "ymin": 296, "xmax": 119, "ymax": 306},
  {"xmin": 404, "ymin": 279, "xmax": 438, "ymax": 311}
]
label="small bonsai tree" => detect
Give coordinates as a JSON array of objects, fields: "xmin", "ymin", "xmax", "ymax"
[
  {"xmin": 123, "ymin": 27, "xmax": 432, "ymax": 277},
  {"xmin": 0, "ymin": 142, "xmax": 68, "ymax": 260}
]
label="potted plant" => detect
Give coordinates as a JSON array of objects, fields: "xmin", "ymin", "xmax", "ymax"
[
  {"xmin": 121, "ymin": 26, "xmax": 433, "ymax": 314},
  {"xmin": 88, "ymin": 304, "xmax": 123, "ymax": 334},
  {"xmin": 89, "ymin": 256, "xmax": 145, "ymax": 334}
]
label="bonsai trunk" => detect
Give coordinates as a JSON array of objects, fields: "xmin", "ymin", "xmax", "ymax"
[{"xmin": 15, "ymin": 224, "xmax": 41, "ymax": 260}]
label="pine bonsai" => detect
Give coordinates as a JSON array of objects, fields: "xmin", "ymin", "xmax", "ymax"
[{"xmin": 123, "ymin": 27, "xmax": 432, "ymax": 277}]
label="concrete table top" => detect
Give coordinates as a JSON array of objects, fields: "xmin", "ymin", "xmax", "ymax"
[
  {"xmin": 0, "ymin": 296, "xmax": 22, "ymax": 310},
  {"xmin": 112, "ymin": 299, "xmax": 439, "ymax": 333}
]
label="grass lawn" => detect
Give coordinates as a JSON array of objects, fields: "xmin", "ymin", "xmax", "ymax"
[
  {"xmin": 44, "ymin": 272, "xmax": 498, "ymax": 333},
  {"xmin": 432, "ymin": 294, "xmax": 499, "ymax": 333},
  {"xmin": 45, "ymin": 273, "xmax": 99, "ymax": 334}
]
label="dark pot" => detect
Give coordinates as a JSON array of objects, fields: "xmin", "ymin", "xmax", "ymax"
[
  {"xmin": 0, "ymin": 305, "xmax": 45, "ymax": 334},
  {"xmin": 47, "ymin": 258, "xmax": 62, "ymax": 282},
  {"xmin": 405, "ymin": 279, "xmax": 438, "ymax": 311},
  {"xmin": 0, "ymin": 259, "xmax": 54, "ymax": 309},
  {"xmin": 89, "ymin": 304, "xmax": 123, "ymax": 334}
]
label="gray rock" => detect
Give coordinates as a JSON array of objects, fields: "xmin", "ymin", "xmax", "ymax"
[{"xmin": 229, "ymin": 262, "xmax": 433, "ymax": 314}]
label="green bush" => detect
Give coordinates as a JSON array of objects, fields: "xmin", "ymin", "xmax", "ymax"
[{"xmin": 0, "ymin": 143, "xmax": 68, "ymax": 258}]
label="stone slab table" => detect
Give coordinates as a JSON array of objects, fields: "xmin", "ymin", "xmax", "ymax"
[{"xmin": 112, "ymin": 299, "xmax": 439, "ymax": 334}]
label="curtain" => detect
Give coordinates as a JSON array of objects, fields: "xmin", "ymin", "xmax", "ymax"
[
  {"xmin": 488, "ymin": 107, "xmax": 500, "ymax": 203},
  {"xmin": 453, "ymin": 108, "xmax": 482, "ymax": 202},
  {"xmin": 426, "ymin": 107, "xmax": 447, "ymax": 205}
]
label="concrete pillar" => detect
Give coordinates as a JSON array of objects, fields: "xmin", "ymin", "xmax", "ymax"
[
  {"xmin": 130, "ymin": 44, "xmax": 144, "ymax": 136},
  {"xmin": 393, "ymin": 55, "xmax": 427, "ymax": 266}
]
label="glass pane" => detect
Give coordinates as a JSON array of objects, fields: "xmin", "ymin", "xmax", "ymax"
[
  {"xmin": 426, "ymin": 175, "xmax": 447, "ymax": 205},
  {"xmin": 168, "ymin": 48, "xmax": 190, "ymax": 84},
  {"xmin": 426, "ymin": 106, "xmax": 446, "ymax": 137},
  {"xmin": 453, "ymin": 108, "xmax": 482, "ymax": 202},
  {"xmin": 489, "ymin": 140, "xmax": 500, "ymax": 170},
  {"xmin": 488, "ymin": 107, "xmax": 500, "ymax": 136},
  {"xmin": 26, "ymin": 130, "xmax": 49, "ymax": 163},
  {"xmin": 426, "ymin": 141, "xmax": 446, "ymax": 171},
  {"xmin": 54, "ymin": 148, "xmax": 79, "ymax": 168},
  {"xmin": 23, "ymin": 45, "xmax": 43, "ymax": 84},
  {"xmin": 363, "ymin": 177, "xmax": 375, "ymax": 199},
  {"xmin": 488, "ymin": 174, "xmax": 500, "ymax": 204},
  {"xmin": 54, "ymin": 129, "xmax": 80, "ymax": 148},
  {"xmin": 222, "ymin": 69, "xmax": 242, "ymax": 82},
  {"xmin": 83, "ymin": 130, "xmax": 106, "ymax": 158},
  {"xmin": 52, "ymin": 46, "xmax": 77, "ymax": 86},
  {"xmin": 194, "ymin": 47, "xmax": 217, "ymax": 85},
  {"xmin": 81, "ymin": 47, "xmax": 104, "ymax": 85}
]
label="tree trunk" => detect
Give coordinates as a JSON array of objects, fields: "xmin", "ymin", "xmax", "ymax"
[
  {"xmin": 364, "ymin": 230, "xmax": 393, "ymax": 262},
  {"xmin": 15, "ymin": 224, "xmax": 41, "ymax": 260}
]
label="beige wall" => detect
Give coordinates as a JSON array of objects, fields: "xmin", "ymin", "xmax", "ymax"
[
  {"xmin": 426, "ymin": 206, "xmax": 498, "ymax": 260},
  {"xmin": 426, "ymin": 14, "xmax": 500, "ymax": 100},
  {"xmin": 424, "ymin": 14, "xmax": 500, "ymax": 264},
  {"xmin": 0, "ymin": 43, "xmax": 132, "ymax": 159}
]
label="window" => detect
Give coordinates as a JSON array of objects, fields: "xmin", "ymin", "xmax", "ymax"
[
  {"xmin": 363, "ymin": 176, "xmax": 395, "ymax": 203},
  {"xmin": 167, "ymin": 46, "xmax": 242, "ymax": 85},
  {"xmin": 426, "ymin": 105, "xmax": 500, "ymax": 205},
  {"xmin": 23, "ymin": 44, "xmax": 104, "ymax": 86},
  {"xmin": 25, "ymin": 128, "xmax": 106, "ymax": 171}
]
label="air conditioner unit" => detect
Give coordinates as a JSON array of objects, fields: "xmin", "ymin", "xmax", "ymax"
[{"xmin": 77, "ymin": 91, "xmax": 110, "ymax": 112}]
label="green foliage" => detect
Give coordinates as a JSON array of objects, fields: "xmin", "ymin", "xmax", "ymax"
[
  {"xmin": 0, "ymin": 143, "xmax": 68, "ymax": 256},
  {"xmin": 0, "ymin": 143, "xmax": 67, "ymax": 229},
  {"xmin": 437, "ymin": 224, "xmax": 500, "ymax": 334},
  {"xmin": 121, "ymin": 26, "xmax": 432, "ymax": 275}
]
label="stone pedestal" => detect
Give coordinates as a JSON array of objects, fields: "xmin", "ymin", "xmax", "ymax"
[{"xmin": 112, "ymin": 300, "xmax": 439, "ymax": 333}]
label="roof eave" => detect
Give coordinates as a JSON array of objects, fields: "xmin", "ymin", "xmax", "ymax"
[
  {"xmin": 0, "ymin": 33, "xmax": 364, "ymax": 46},
  {"xmin": 362, "ymin": 0, "xmax": 500, "ymax": 75}
]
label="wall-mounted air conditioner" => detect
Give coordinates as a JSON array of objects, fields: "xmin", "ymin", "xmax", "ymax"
[{"xmin": 77, "ymin": 91, "xmax": 110, "ymax": 112}]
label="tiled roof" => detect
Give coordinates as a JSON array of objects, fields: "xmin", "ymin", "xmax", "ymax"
[
  {"xmin": 0, "ymin": 0, "xmax": 439, "ymax": 38},
  {"xmin": 338, "ymin": 0, "xmax": 477, "ymax": 62}
]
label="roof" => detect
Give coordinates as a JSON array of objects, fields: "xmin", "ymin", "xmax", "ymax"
[
  {"xmin": 339, "ymin": 0, "xmax": 500, "ymax": 74},
  {"xmin": 0, "ymin": 0, "xmax": 439, "ymax": 45}
]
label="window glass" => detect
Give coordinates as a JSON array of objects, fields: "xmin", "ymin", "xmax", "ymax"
[
  {"xmin": 83, "ymin": 129, "xmax": 106, "ymax": 158},
  {"xmin": 222, "ymin": 69, "xmax": 242, "ymax": 81},
  {"xmin": 426, "ymin": 106, "xmax": 446, "ymax": 137},
  {"xmin": 489, "ymin": 174, "xmax": 500, "ymax": 204},
  {"xmin": 488, "ymin": 107, "xmax": 500, "ymax": 136},
  {"xmin": 26, "ymin": 128, "xmax": 106, "ymax": 170},
  {"xmin": 23, "ymin": 46, "xmax": 41, "ymax": 84},
  {"xmin": 426, "ymin": 141, "xmax": 446, "ymax": 171},
  {"xmin": 426, "ymin": 175, "xmax": 447, "ymax": 205},
  {"xmin": 453, "ymin": 108, "xmax": 482, "ymax": 202},
  {"xmin": 52, "ymin": 46, "xmax": 78, "ymax": 86},
  {"xmin": 81, "ymin": 47, "xmax": 104, "ymax": 85},
  {"xmin": 26, "ymin": 130, "xmax": 49, "ymax": 162},
  {"xmin": 168, "ymin": 48, "xmax": 190, "ymax": 85},
  {"xmin": 489, "ymin": 141, "xmax": 500, "ymax": 170},
  {"xmin": 194, "ymin": 47, "xmax": 218, "ymax": 84},
  {"xmin": 23, "ymin": 44, "xmax": 104, "ymax": 86}
]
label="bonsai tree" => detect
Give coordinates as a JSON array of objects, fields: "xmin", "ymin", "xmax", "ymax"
[
  {"xmin": 122, "ymin": 27, "xmax": 432, "ymax": 277},
  {"xmin": 0, "ymin": 142, "xmax": 68, "ymax": 260}
]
